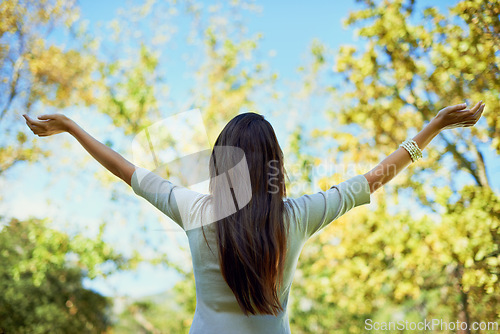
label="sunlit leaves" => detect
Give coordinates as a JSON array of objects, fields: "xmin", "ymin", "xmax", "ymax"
[
  {"xmin": 0, "ymin": 0, "xmax": 98, "ymax": 176},
  {"xmin": 290, "ymin": 0, "xmax": 499, "ymax": 332},
  {"xmin": 98, "ymin": 44, "xmax": 161, "ymax": 136},
  {"xmin": 197, "ymin": 25, "xmax": 268, "ymax": 143}
]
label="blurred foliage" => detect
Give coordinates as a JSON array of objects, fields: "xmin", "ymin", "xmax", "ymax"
[
  {"xmin": 113, "ymin": 272, "xmax": 196, "ymax": 334},
  {"xmin": 289, "ymin": 186, "xmax": 499, "ymax": 334},
  {"xmin": 0, "ymin": 0, "xmax": 100, "ymax": 174},
  {"xmin": 0, "ymin": 218, "xmax": 135, "ymax": 333},
  {"xmin": 196, "ymin": 26, "xmax": 271, "ymax": 143},
  {"xmin": 288, "ymin": 0, "xmax": 499, "ymax": 333}
]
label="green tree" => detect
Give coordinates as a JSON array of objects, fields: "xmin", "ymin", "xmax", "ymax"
[
  {"xmin": 288, "ymin": 0, "xmax": 499, "ymax": 333},
  {"xmin": 0, "ymin": 217, "xmax": 135, "ymax": 333}
]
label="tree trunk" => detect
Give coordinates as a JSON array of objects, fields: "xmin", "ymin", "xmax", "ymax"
[{"xmin": 454, "ymin": 265, "xmax": 471, "ymax": 334}]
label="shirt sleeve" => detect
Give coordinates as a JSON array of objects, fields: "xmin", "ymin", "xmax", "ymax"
[
  {"xmin": 293, "ymin": 174, "xmax": 371, "ymax": 239},
  {"xmin": 130, "ymin": 167, "xmax": 204, "ymax": 231}
]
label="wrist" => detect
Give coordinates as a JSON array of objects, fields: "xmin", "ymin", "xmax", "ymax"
[
  {"xmin": 428, "ymin": 116, "xmax": 444, "ymax": 134},
  {"xmin": 63, "ymin": 117, "xmax": 77, "ymax": 135}
]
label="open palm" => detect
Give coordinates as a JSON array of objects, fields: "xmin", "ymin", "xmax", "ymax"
[
  {"xmin": 435, "ymin": 101, "xmax": 485, "ymax": 130},
  {"xmin": 23, "ymin": 114, "xmax": 70, "ymax": 137}
]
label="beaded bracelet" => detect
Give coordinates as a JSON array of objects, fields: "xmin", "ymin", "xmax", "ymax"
[{"xmin": 399, "ymin": 139, "xmax": 423, "ymax": 163}]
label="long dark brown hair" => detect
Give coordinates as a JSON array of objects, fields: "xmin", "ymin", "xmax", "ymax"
[{"xmin": 202, "ymin": 112, "xmax": 289, "ymax": 316}]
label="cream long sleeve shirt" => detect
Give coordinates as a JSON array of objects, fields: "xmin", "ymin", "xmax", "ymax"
[{"xmin": 131, "ymin": 167, "xmax": 371, "ymax": 334}]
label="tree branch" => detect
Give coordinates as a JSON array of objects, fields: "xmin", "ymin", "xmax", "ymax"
[{"xmin": 439, "ymin": 132, "xmax": 482, "ymax": 187}]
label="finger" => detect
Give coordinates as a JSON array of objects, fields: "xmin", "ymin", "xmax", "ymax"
[
  {"xmin": 462, "ymin": 101, "xmax": 481, "ymax": 118},
  {"xmin": 25, "ymin": 120, "xmax": 37, "ymax": 133},
  {"xmin": 457, "ymin": 118, "xmax": 477, "ymax": 126},
  {"xmin": 463, "ymin": 109, "xmax": 483, "ymax": 126},
  {"xmin": 474, "ymin": 104, "xmax": 485, "ymax": 120},
  {"xmin": 23, "ymin": 114, "xmax": 34, "ymax": 125},
  {"xmin": 471, "ymin": 104, "xmax": 484, "ymax": 120},
  {"xmin": 25, "ymin": 121, "xmax": 44, "ymax": 135},
  {"xmin": 37, "ymin": 114, "xmax": 53, "ymax": 120},
  {"xmin": 448, "ymin": 103, "xmax": 467, "ymax": 112},
  {"xmin": 470, "ymin": 100, "xmax": 482, "ymax": 113},
  {"xmin": 23, "ymin": 115, "xmax": 39, "ymax": 126},
  {"xmin": 25, "ymin": 117, "xmax": 47, "ymax": 128}
]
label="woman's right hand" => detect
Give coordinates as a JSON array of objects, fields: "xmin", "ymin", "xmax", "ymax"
[
  {"xmin": 434, "ymin": 101, "xmax": 485, "ymax": 130},
  {"xmin": 23, "ymin": 113, "xmax": 73, "ymax": 137}
]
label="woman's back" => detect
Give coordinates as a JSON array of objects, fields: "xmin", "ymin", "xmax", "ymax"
[{"xmin": 131, "ymin": 167, "xmax": 371, "ymax": 334}]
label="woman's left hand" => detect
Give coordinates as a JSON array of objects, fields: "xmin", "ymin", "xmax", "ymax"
[{"xmin": 23, "ymin": 113, "xmax": 72, "ymax": 137}]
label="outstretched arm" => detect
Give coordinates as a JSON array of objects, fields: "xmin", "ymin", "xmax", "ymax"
[
  {"xmin": 363, "ymin": 101, "xmax": 485, "ymax": 193},
  {"xmin": 23, "ymin": 114, "xmax": 136, "ymax": 186}
]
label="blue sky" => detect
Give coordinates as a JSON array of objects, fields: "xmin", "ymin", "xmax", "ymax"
[{"xmin": 3, "ymin": 0, "xmax": 498, "ymax": 299}]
